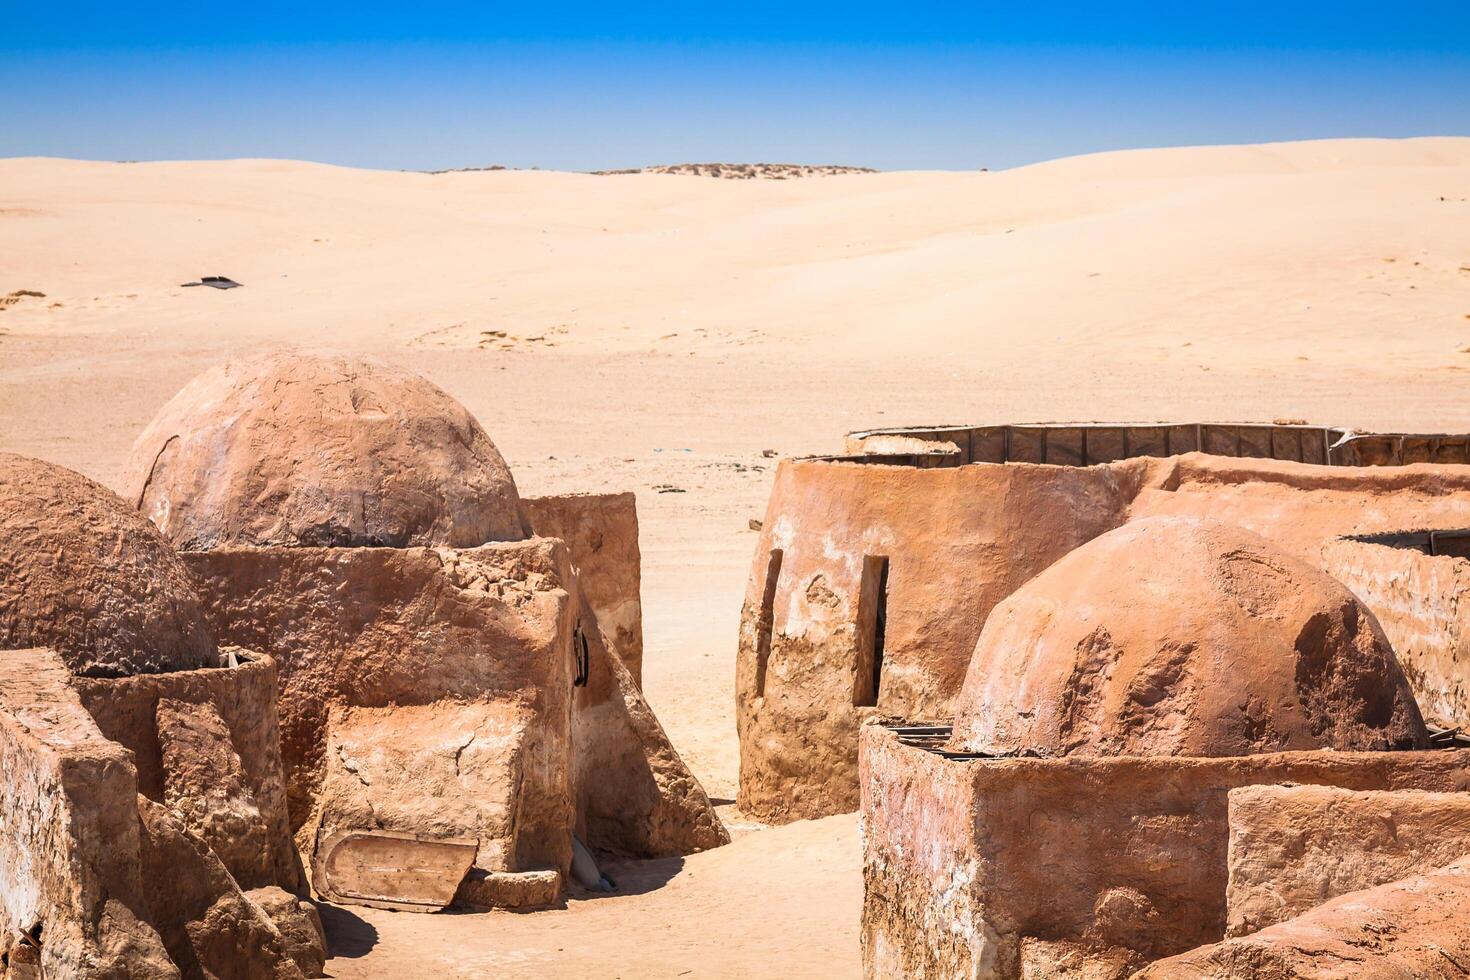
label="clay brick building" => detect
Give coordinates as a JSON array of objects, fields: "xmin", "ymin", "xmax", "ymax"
[
  {"xmin": 737, "ymin": 421, "xmax": 1470, "ymax": 823},
  {"xmin": 122, "ymin": 351, "xmax": 727, "ymax": 913},
  {"xmin": 860, "ymin": 516, "xmax": 1470, "ymax": 978}
]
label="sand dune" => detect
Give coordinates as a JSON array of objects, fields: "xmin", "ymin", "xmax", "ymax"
[{"xmin": 2, "ymin": 137, "xmax": 1470, "ymax": 977}]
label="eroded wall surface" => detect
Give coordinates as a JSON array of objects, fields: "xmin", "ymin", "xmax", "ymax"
[
  {"xmin": 184, "ymin": 539, "xmax": 579, "ymax": 877},
  {"xmin": 1322, "ymin": 537, "xmax": 1470, "ymax": 729},
  {"xmin": 522, "ymin": 492, "xmax": 644, "ymax": 684},
  {"xmin": 0, "ymin": 649, "xmax": 177, "ymax": 978},
  {"xmin": 859, "ymin": 726, "xmax": 1470, "ymax": 980},
  {"xmin": 72, "ymin": 654, "xmax": 301, "ymax": 893},
  {"xmin": 1226, "ymin": 784, "xmax": 1470, "ymax": 937},
  {"xmin": 737, "ymin": 459, "xmax": 1142, "ymax": 821},
  {"xmin": 1140, "ymin": 856, "xmax": 1470, "ymax": 979},
  {"xmin": 746, "ymin": 451, "xmax": 1470, "ymax": 822}
]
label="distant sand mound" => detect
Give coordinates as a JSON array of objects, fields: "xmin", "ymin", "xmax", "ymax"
[{"xmin": 593, "ymin": 162, "xmax": 877, "ymax": 179}]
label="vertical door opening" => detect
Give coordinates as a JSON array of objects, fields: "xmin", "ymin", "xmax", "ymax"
[
  {"xmin": 754, "ymin": 549, "xmax": 783, "ymax": 697},
  {"xmin": 854, "ymin": 556, "xmax": 890, "ymax": 707}
]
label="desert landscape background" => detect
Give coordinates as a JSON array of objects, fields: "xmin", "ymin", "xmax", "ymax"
[{"xmin": 3, "ymin": 136, "xmax": 1470, "ymax": 977}]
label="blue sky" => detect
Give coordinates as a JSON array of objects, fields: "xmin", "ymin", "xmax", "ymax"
[{"xmin": 4, "ymin": 3, "xmax": 1468, "ymax": 171}]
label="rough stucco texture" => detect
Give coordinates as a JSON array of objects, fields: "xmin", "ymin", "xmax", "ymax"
[
  {"xmin": 0, "ymin": 649, "xmax": 178, "ymax": 979},
  {"xmin": 1139, "ymin": 856, "xmax": 1470, "ymax": 979},
  {"xmin": 949, "ymin": 517, "xmax": 1427, "ymax": 758},
  {"xmin": 742, "ymin": 451, "xmax": 1470, "ymax": 823},
  {"xmin": 1226, "ymin": 784, "xmax": 1470, "ymax": 937},
  {"xmin": 0, "ymin": 453, "xmax": 215, "ymax": 678},
  {"xmin": 121, "ymin": 350, "xmax": 526, "ymax": 550},
  {"xmin": 1322, "ymin": 536, "xmax": 1470, "ymax": 730},
  {"xmin": 181, "ymin": 539, "xmax": 578, "ymax": 876},
  {"xmin": 522, "ymin": 492, "xmax": 644, "ymax": 685},
  {"xmin": 71, "ymin": 654, "xmax": 302, "ymax": 893},
  {"xmin": 859, "ymin": 726, "xmax": 1470, "ymax": 980}
]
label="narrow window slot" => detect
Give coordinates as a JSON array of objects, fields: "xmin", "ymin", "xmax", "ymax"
[
  {"xmin": 573, "ymin": 623, "xmax": 590, "ymax": 687},
  {"xmin": 854, "ymin": 556, "xmax": 890, "ymax": 707},
  {"xmin": 754, "ymin": 549, "xmax": 783, "ymax": 697}
]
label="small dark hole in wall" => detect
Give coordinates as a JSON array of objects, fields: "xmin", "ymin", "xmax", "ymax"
[
  {"xmin": 755, "ymin": 549, "xmax": 784, "ymax": 697},
  {"xmin": 854, "ymin": 556, "xmax": 890, "ymax": 707},
  {"xmin": 573, "ymin": 623, "xmax": 590, "ymax": 688}
]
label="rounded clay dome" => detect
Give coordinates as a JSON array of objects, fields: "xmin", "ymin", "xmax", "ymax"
[
  {"xmin": 122, "ymin": 351, "xmax": 527, "ymax": 550},
  {"xmin": 0, "ymin": 453, "xmax": 216, "ymax": 677},
  {"xmin": 948, "ymin": 516, "xmax": 1428, "ymax": 757}
]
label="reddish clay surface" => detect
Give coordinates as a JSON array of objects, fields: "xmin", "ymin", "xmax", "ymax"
[
  {"xmin": 950, "ymin": 517, "xmax": 1428, "ymax": 758},
  {"xmin": 0, "ymin": 453, "xmax": 215, "ymax": 677},
  {"xmin": 122, "ymin": 351, "xmax": 527, "ymax": 550}
]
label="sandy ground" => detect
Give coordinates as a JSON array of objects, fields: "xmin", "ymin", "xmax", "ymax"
[{"xmin": 2, "ymin": 137, "xmax": 1470, "ymax": 978}]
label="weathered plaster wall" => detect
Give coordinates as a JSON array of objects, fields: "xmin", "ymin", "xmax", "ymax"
[
  {"xmin": 1322, "ymin": 537, "xmax": 1470, "ymax": 729},
  {"xmin": 1226, "ymin": 784, "xmax": 1470, "ymax": 937},
  {"xmin": 183, "ymin": 539, "xmax": 579, "ymax": 877},
  {"xmin": 569, "ymin": 590, "xmax": 728, "ymax": 857},
  {"xmin": 1140, "ymin": 856, "xmax": 1470, "ymax": 978},
  {"xmin": 0, "ymin": 649, "xmax": 177, "ymax": 979},
  {"xmin": 738, "ymin": 458, "xmax": 1143, "ymax": 821},
  {"xmin": 748, "ymin": 451, "xmax": 1470, "ymax": 823},
  {"xmin": 522, "ymin": 492, "xmax": 644, "ymax": 684},
  {"xmin": 860, "ymin": 726, "xmax": 1470, "ymax": 980},
  {"xmin": 71, "ymin": 654, "xmax": 301, "ymax": 893}
]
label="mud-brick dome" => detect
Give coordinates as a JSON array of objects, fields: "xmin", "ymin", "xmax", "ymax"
[
  {"xmin": 949, "ymin": 516, "xmax": 1428, "ymax": 757},
  {"xmin": 122, "ymin": 351, "xmax": 527, "ymax": 550},
  {"xmin": 0, "ymin": 453, "xmax": 216, "ymax": 677}
]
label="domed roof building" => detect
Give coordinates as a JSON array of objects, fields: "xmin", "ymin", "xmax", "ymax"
[
  {"xmin": 121, "ymin": 350, "xmax": 527, "ymax": 550},
  {"xmin": 948, "ymin": 516, "xmax": 1428, "ymax": 758},
  {"xmin": 0, "ymin": 452, "xmax": 216, "ymax": 676},
  {"xmin": 112, "ymin": 350, "xmax": 725, "ymax": 916}
]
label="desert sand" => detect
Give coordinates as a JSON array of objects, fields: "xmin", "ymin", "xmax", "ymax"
[{"xmin": 3, "ymin": 136, "xmax": 1470, "ymax": 978}]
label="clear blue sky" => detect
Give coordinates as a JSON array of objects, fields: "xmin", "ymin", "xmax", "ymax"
[{"xmin": 4, "ymin": 2, "xmax": 1468, "ymax": 171}]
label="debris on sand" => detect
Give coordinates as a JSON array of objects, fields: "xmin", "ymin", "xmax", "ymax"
[
  {"xmin": 0, "ymin": 289, "xmax": 45, "ymax": 310},
  {"xmin": 182, "ymin": 276, "xmax": 243, "ymax": 289}
]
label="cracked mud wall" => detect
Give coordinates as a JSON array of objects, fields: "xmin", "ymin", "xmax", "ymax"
[
  {"xmin": 860, "ymin": 727, "xmax": 1470, "ymax": 979},
  {"xmin": 744, "ymin": 451, "xmax": 1470, "ymax": 823}
]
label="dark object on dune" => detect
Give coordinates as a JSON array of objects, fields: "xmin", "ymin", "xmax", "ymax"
[{"xmin": 182, "ymin": 276, "xmax": 243, "ymax": 289}]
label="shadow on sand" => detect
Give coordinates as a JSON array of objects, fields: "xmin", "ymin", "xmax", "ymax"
[{"xmin": 319, "ymin": 902, "xmax": 380, "ymax": 958}]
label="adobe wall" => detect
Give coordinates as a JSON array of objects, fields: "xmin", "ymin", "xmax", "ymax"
[
  {"xmin": 859, "ymin": 725, "xmax": 1470, "ymax": 980},
  {"xmin": 1226, "ymin": 784, "xmax": 1470, "ymax": 937},
  {"xmin": 1127, "ymin": 454, "xmax": 1470, "ymax": 559},
  {"xmin": 182, "ymin": 538, "xmax": 578, "ymax": 876},
  {"xmin": 1321, "ymin": 535, "xmax": 1470, "ymax": 729},
  {"xmin": 1139, "ymin": 856, "xmax": 1470, "ymax": 978},
  {"xmin": 71, "ymin": 652, "xmax": 301, "ymax": 892},
  {"xmin": 736, "ymin": 458, "xmax": 1143, "ymax": 822},
  {"xmin": 0, "ymin": 649, "xmax": 176, "ymax": 978},
  {"xmin": 570, "ymin": 590, "xmax": 729, "ymax": 857},
  {"xmin": 522, "ymin": 492, "xmax": 644, "ymax": 685},
  {"xmin": 746, "ymin": 449, "xmax": 1470, "ymax": 823}
]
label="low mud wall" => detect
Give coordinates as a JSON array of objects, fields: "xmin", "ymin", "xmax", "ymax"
[
  {"xmin": 859, "ymin": 725, "xmax": 1470, "ymax": 980},
  {"xmin": 1226, "ymin": 784, "xmax": 1470, "ymax": 936},
  {"xmin": 72, "ymin": 652, "xmax": 300, "ymax": 891}
]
